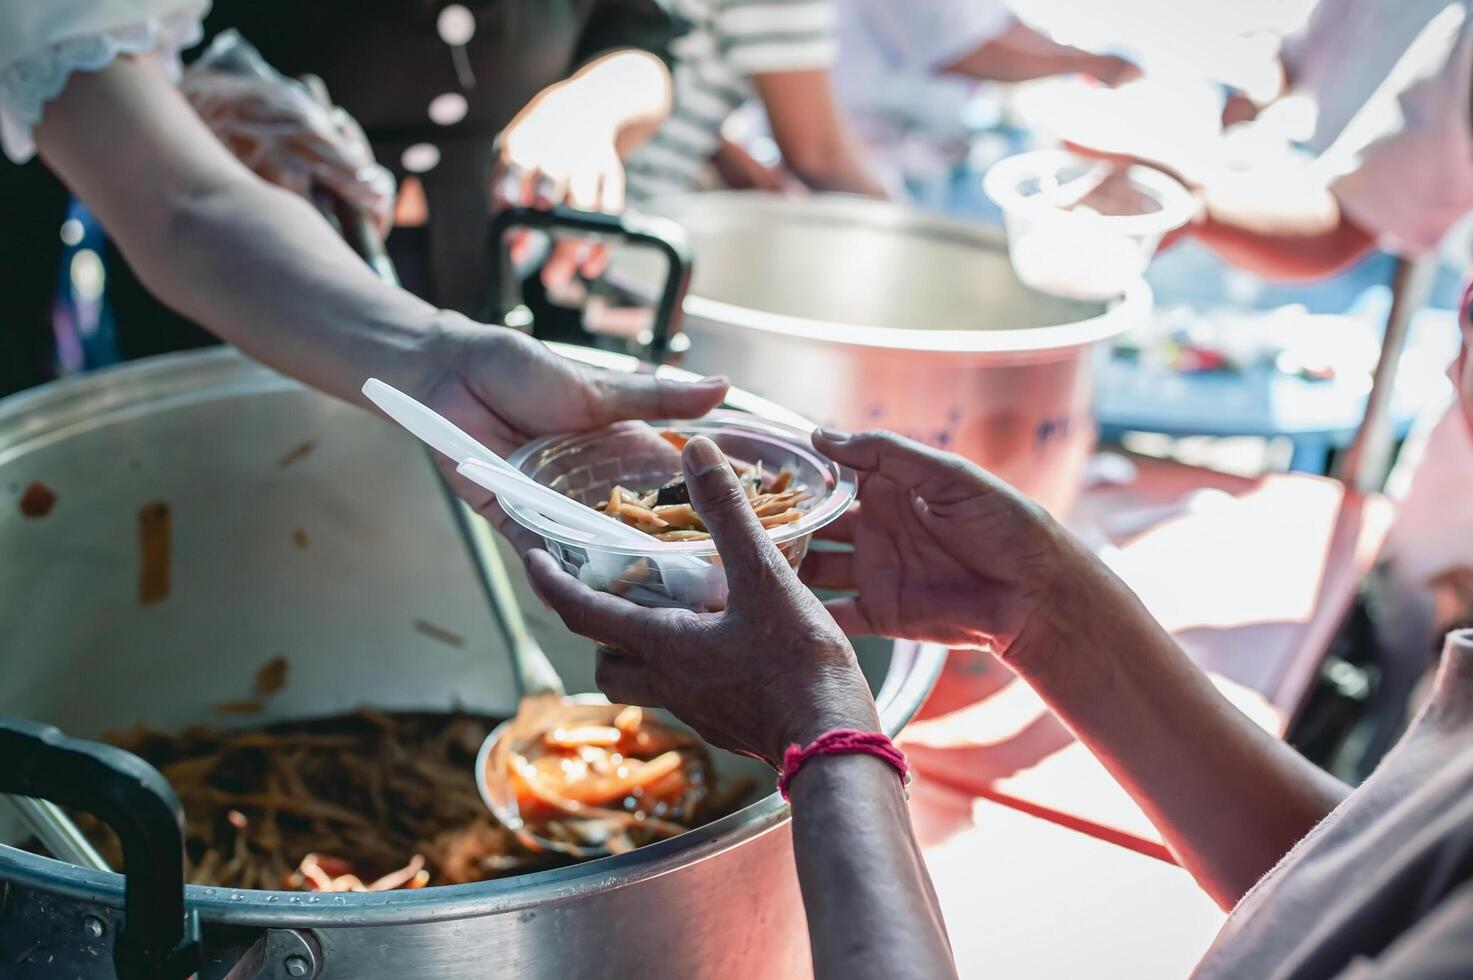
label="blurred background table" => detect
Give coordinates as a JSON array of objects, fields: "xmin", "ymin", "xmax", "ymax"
[
  {"xmin": 914, "ymin": 781, "xmax": 1226, "ymax": 978},
  {"xmin": 1092, "ymin": 295, "xmax": 1459, "ymax": 473}
]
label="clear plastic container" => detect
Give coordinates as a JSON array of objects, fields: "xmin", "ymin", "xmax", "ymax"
[
  {"xmin": 983, "ymin": 150, "xmax": 1196, "ymax": 301},
  {"xmin": 503, "ymin": 411, "xmax": 856, "ymax": 611}
]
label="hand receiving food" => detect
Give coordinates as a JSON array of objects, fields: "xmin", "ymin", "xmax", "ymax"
[
  {"xmin": 419, "ymin": 324, "xmax": 728, "ymax": 550},
  {"xmin": 527, "ymin": 436, "xmax": 879, "ymax": 767},
  {"xmin": 803, "ymin": 430, "xmax": 1073, "ymax": 656}
]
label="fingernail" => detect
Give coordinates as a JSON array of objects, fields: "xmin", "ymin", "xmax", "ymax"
[
  {"xmin": 683, "ymin": 436, "xmax": 725, "ymax": 474},
  {"xmin": 816, "ymin": 427, "xmax": 851, "ymax": 444},
  {"xmin": 697, "ymin": 375, "xmax": 729, "ymax": 388}
]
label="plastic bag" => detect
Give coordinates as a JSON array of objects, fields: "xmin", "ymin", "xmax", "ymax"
[{"xmin": 182, "ymin": 31, "xmax": 395, "ymax": 237}]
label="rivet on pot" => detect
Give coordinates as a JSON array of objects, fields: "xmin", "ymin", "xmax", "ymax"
[
  {"xmin": 81, "ymin": 914, "xmax": 106, "ymax": 939},
  {"xmin": 283, "ymin": 954, "xmax": 311, "ymax": 978}
]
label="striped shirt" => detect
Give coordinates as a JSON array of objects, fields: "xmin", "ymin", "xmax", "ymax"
[{"xmin": 624, "ymin": 0, "xmax": 838, "ymax": 202}]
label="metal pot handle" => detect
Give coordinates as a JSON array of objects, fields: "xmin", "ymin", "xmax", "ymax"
[
  {"xmin": 0, "ymin": 715, "xmax": 201, "ymax": 980},
  {"xmin": 485, "ymin": 205, "xmax": 692, "ymax": 365}
]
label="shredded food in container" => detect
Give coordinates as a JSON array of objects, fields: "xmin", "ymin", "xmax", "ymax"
[{"xmin": 591, "ymin": 430, "xmax": 808, "ymax": 542}]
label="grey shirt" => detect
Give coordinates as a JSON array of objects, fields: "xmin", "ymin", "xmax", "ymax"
[{"xmin": 1194, "ymin": 628, "xmax": 1473, "ymax": 978}]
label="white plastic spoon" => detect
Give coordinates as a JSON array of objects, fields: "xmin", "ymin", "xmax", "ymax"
[
  {"xmin": 365, "ymin": 377, "xmax": 610, "ymax": 543},
  {"xmin": 363, "ymin": 378, "xmax": 521, "ymax": 476},
  {"xmin": 456, "ymin": 458, "xmax": 655, "ymax": 545},
  {"xmin": 365, "ymin": 377, "xmax": 722, "ymax": 608}
]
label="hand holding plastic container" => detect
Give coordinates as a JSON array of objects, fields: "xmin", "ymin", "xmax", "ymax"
[
  {"xmin": 361, "ymin": 378, "xmax": 854, "ymax": 612},
  {"xmin": 502, "ymin": 412, "xmax": 855, "ymax": 611},
  {"xmin": 984, "ymin": 150, "xmax": 1196, "ymax": 301}
]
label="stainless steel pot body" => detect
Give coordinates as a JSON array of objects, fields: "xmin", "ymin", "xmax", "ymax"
[
  {"xmin": 629, "ymin": 193, "xmax": 1152, "ymax": 515},
  {"xmin": 0, "ymin": 346, "xmax": 943, "ymax": 979}
]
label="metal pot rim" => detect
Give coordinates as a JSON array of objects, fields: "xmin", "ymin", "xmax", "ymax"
[
  {"xmin": 0, "ymin": 346, "xmax": 946, "ymax": 926},
  {"xmin": 646, "ymin": 191, "xmax": 1153, "ymax": 354}
]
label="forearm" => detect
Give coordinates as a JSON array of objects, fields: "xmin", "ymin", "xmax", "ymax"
[
  {"xmin": 1007, "ymin": 534, "xmax": 1350, "ymax": 908},
  {"xmin": 37, "ymin": 56, "xmax": 451, "ymax": 406},
  {"xmin": 755, "ymin": 71, "xmax": 888, "ymax": 199},
  {"xmin": 789, "ymin": 754, "xmax": 956, "ymax": 980},
  {"xmin": 142, "ymin": 177, "xmax": 451, "ymax": 403},
  {"xmin": 1168, "ymin": 149, "xmax": 1373, "ymax": 282},
  {"xmin": 944, "ymin": 21, "xmax": 1115, "ymax": 83},
  {"xmin": 1189, "ymin": 211, "xmax": 1375, "ymax": 282}
]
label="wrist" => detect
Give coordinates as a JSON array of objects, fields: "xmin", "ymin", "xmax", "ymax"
[
  {"xmin": 1005, "ymin": 531, "xmax": 1166, "ymax": 685},
  {"xmin": 1003, "ymin": 521, "xmax": 1115, "ymax": 665},
  {"xmin": 386, "ymin": 308, "xmax": 466, "ymax": 399},
  {"xmin": 782, "ymin": 740, "xmax": 909, "ymax": 803},
  {"xmin": 770, "ymin": 683, "xmax": 881, "ymax": 765}
]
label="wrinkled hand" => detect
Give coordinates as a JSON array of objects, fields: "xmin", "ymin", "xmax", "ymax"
[
  {"xmin": 527, "ymin": 437, "xmax": 879, "ymax": 767},
  {"xmin": 492, "ymin": 85, "xmax": 626, "ymax": 291},
  {"xmin": 182, "ymin": 69, "xmax": 396, "ymax": 237},
  {"xmin": 802, "ymin": 430, "xmax": 1068, "ymax": 656},
  {"xmin": 420, "ymin": 323, "xmax": 727, "ymax": 549}
]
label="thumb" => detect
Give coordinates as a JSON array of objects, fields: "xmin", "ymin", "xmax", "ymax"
[
  {"xmin": 682, "ymin": 437, "xmax": 791, "ymax": 594},
  {"xmin": 584, "ymin": 370, "xmax": 728, "ymax": 427}
]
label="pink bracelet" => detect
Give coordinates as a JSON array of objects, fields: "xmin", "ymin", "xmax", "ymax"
[{"xmin": 776, "ymin": 729, "xmax": 910, "ymax": 801}]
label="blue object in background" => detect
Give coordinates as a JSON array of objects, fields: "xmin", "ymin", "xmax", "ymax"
[{"xmin": 51, "ymin": 198, "xmax": 121, "ymax": 377}]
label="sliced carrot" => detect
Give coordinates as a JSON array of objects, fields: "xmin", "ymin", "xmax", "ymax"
[
  {"xmin": 759, "ymin": 509, "xmax": 803, "ymax": 528},
  {"xmin": 652, "ymin": 503, "xmax": 704, "ymax": 530}
]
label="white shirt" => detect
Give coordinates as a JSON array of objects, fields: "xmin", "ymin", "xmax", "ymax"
[
  {"xmin": 1280, "ymin": 0, "xmax": 1461, "ymax": 155},
  {"xmin": 1385, "ymin": 397, "xmax": 1473, "ymax": 588},
  {"xmin": 1305, "ymin": 0, "xmax": 1473, "ymax": 254},
  {"xmin": 830, "ymin": 0, "xmax": 1011, "ymax": 145},
  {"xmin": 624, "ymin": 0, "xmax": 840, "ymax": 203},
  {"xmin": 0, "ymin": 0, "xmax": 208, "ymax": 163}
]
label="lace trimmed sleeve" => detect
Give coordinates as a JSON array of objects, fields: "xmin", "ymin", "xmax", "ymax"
[{"xmin": 0, "ymin": 7, "xmax": 204, "ymax": 164}]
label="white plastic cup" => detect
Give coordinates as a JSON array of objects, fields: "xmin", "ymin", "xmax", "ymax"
[{"xmin": 984, "ymin": 149, "xmax": 1196, "ymax": 301}]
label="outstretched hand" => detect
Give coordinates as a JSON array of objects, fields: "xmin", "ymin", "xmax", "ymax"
[{"xmin": 803, "ymin": 429, "xmax": 1070, "ymax": 657}]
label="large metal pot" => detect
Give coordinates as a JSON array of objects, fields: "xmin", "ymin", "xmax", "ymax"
[
  {"xmin": 617, "ymin": 192, "xmax": 1151, "ymax": 515},
  {"xmin": 0, "ymin": 346, "xmax": 944, "ymax": 979}
]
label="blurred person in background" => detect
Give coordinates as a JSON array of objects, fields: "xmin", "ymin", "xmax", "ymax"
[
  {"xmin": 1, "ymin": 0, "xmax": 687, "ymax": 394},
  {"xmin": 1067, "ymin": 0, "xmax": 1473, "ymax": 762},
  {"xmin": 1069, "ymin": 0, "xmax": 1472, "ymax": 283},
  {"xmin": 828, "ymin": 0, "xmax": 1139, "ymax": 197},
  {"xmin": 622, "ymin": 0, "xmax": 888, "ymax": 204},
  {"xmin": 0, "ymin": 1, "xmax": 726, "ymax": 487},
  {"xmin": 119, "ymin": 0, "xmax": 685, "ymax": 354}
]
